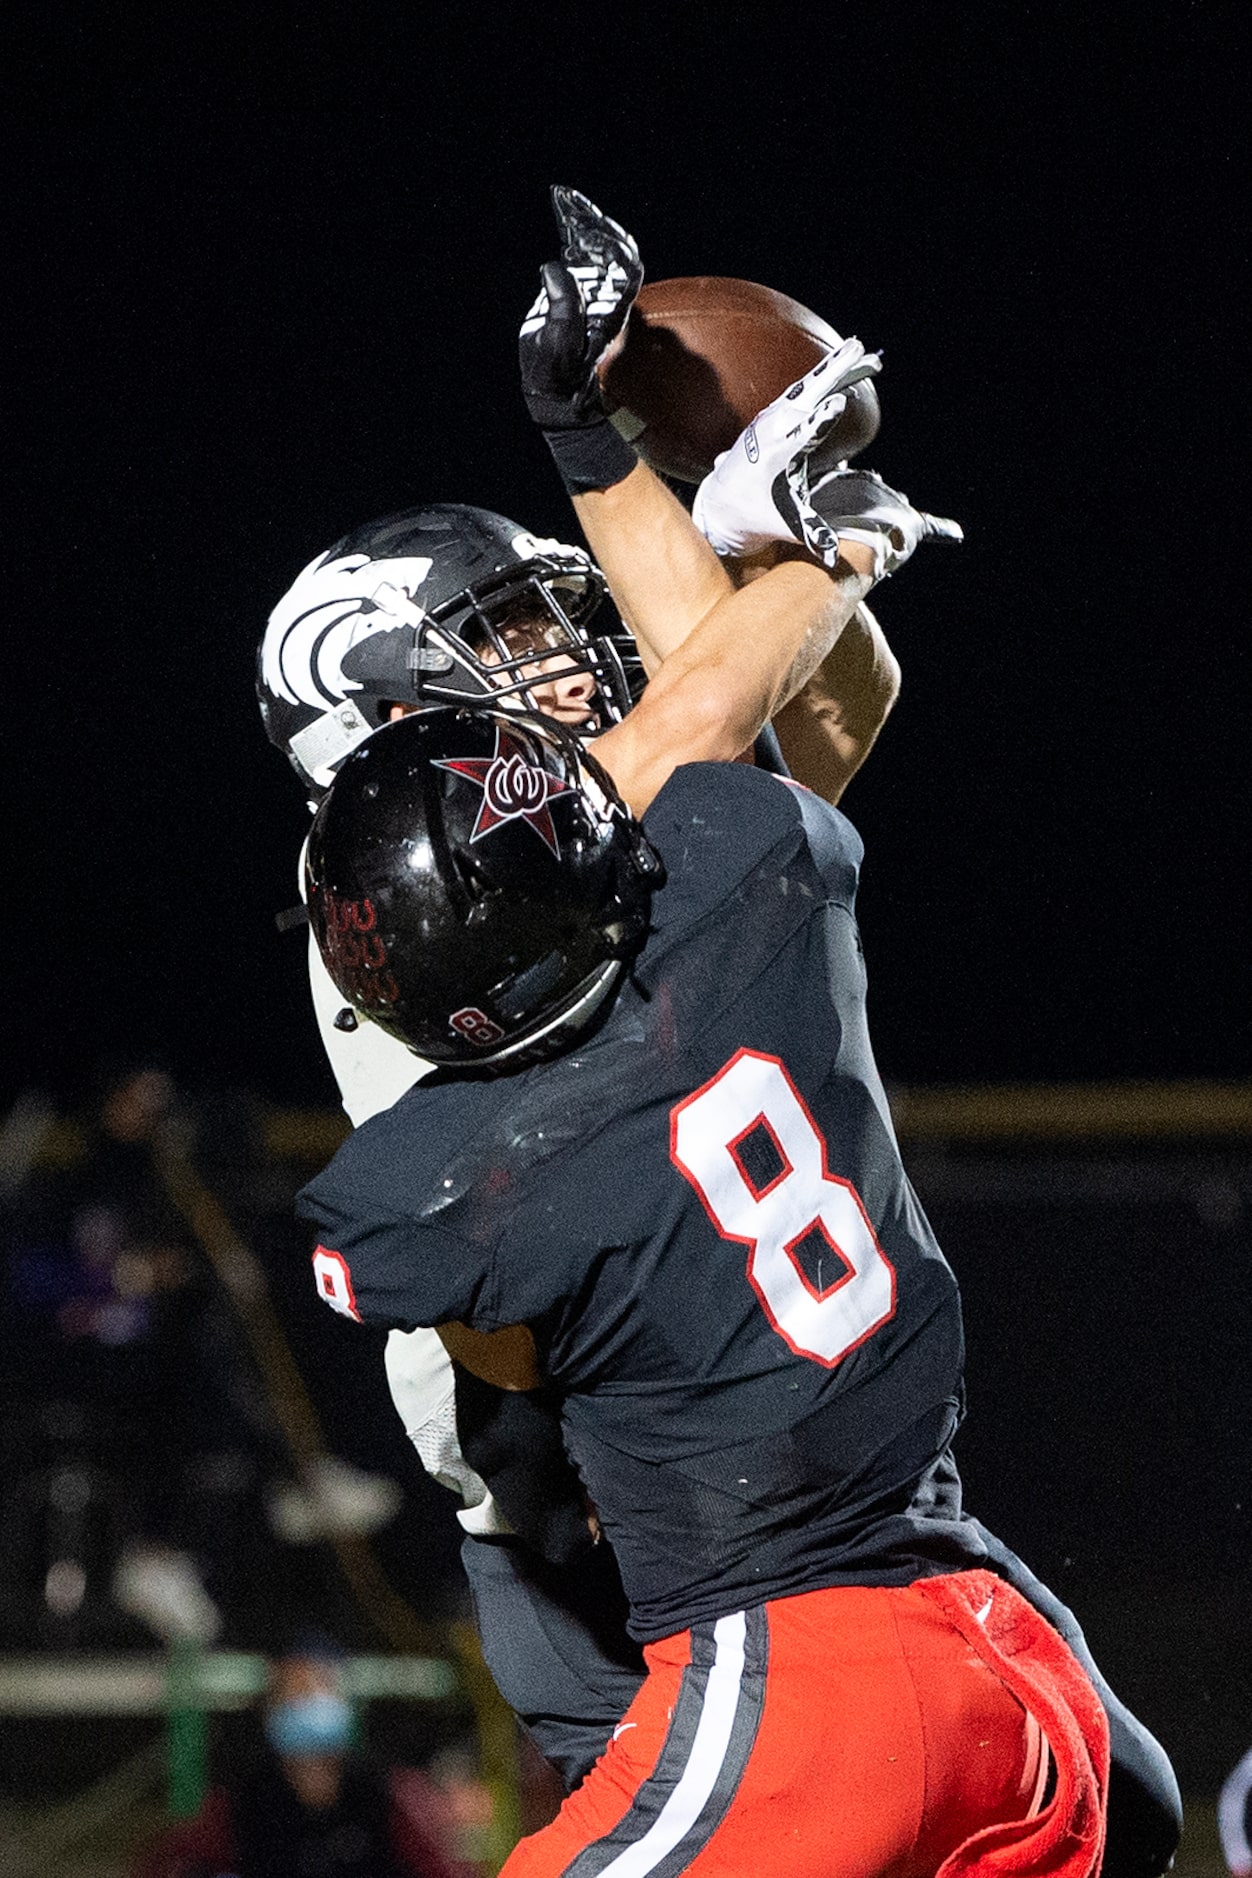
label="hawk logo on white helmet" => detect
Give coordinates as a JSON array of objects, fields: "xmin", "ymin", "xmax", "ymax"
[{"xmin": 260, "ymin": 550, "xmax": 435, "ymax": 712}]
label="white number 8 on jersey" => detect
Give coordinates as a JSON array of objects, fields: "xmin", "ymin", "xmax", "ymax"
[{"xmin": 670, "ymin": 1049, "xmax": 896, "ymax": 1366}]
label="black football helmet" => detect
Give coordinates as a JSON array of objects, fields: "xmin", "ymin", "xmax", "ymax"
[
  {"xmin": 305, "ymin": 706, "xmax": 661, "ymax": 1068},
  {"xmin": 257, "ymin": 504, "xmax": 634, "ymax": 794}
]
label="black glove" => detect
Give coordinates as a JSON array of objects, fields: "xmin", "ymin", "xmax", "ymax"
[{"xmin": 520, "ymin": 186, "xmax": 643, "ymax": 492}]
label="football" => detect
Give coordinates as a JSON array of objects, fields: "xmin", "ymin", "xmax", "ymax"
[{"xmin": 598, "ymin": 276, "xmax": 880, "ymax": 483}]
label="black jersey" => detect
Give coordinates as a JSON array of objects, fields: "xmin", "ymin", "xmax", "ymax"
[{"xmin": 299, "ymin": 763, "xmax": 988, "ymax": 1639}]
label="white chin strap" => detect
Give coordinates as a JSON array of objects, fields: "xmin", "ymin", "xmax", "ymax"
[{"xmin": 289, "ymin": 700, "xmax": 377, "ymax": 791}]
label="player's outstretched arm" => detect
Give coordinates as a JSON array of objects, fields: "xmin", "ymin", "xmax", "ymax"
[
  {"xmin": 684, "ymin": 352, "xmax": 966, "ymax": 802},
  {"xmin": 520, "ymin": 188, "xmax": 892, "ymax": 813},
  {"xmin": 519, "ymin": 190, "xmax": 941, "ymax": 815},
  {"xmin": 581, "ymin": 481, "xmax": 876, "ymax": 813},
  {"xmin": 571, "ymin": 458, "xmax": 737, "ymax": 665},
  {"xmin": 520, "ymin": 187, "xmax": 741, "ymax": 660},
  {"xmin": 562, "ymin": 436, "xmax": 890, "ymax": 802},
  {"xmin": 771, "ymin": 599, "xmax": 901, "ymax": 805},
  {"xmin": 590, "ymin": 337, "xmax": 887, "ymax": 683}
]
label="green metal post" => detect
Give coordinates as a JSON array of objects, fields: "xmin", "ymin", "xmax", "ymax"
[{"xmin": 165, "ymin": 1641, "xmax": 207, "ymax": 1818}]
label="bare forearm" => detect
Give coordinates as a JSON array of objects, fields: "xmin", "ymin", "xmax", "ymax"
[
  {"xmin": 595, "ymin": 551, "xmax": 874, "ymax": 813},
  {"xmin": 572, "ymin": 461, "xmax": 733, "ymax": 673},
  {"xmin": 772, "ymin": 601, "xmax": 901, "ymax": 804},
  {"xmin": 437, "ymin": 1321, "xmax": 542, "ymax": 1391}
]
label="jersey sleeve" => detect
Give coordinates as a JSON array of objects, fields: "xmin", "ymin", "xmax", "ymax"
[
  {"xmin": 298, "ymin": 1153, "xmax": 493, "ymax": 1329},
  {"xmin": 778, "ymin": 774, "xmax": 863, "ymax": 906},
  {"xmin": 645, "ymin": 761, "xmax": 862, "ymax": 929}
]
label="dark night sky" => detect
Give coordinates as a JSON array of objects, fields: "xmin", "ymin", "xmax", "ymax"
[{"xmin": 7, "ymin": 4, "xmax": 1246, "ymax": 1111}]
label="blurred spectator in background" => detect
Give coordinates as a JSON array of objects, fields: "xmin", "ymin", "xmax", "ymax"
[
  {"xmin": 133, "ymin": 1632, "xmax": 476, "ymax": 1878},
  {"xmin": 1, "ymin": 1064, "xmax": 236, "ymax": 1640},
  {"xmin": 1221, "ymin": 1744, "xmax": 1252, "ymax": 1876},
  {"xmin": 0, "ymin": 1066, "xmax": 398, "ymax": 1648},
  {"xmin": 71, "ymin": 1065, "xmax": 237, "ymax": 1639}
]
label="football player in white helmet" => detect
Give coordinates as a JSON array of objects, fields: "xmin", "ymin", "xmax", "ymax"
[
  {"xmin": 258, "ymin": 186, "xmax": 1177, "ymax": 1873},
  {"xmin": 255, "ymin": 196, "xmax": 920, "ymax": 1784}
]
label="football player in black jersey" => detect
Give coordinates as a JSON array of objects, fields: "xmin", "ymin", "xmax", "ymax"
[
  {"xmin": 298, "ymin": 675, "xmax": 1104, "ymax": 1878},
  {"xmin": 435, "ymin": 192, "xmax": 1178, "ymax": 1877},
  {"xmin": 288, "ymin": 197, "xmax": 1147, "ymax": 1878},
  {"xmin": 271, "ymin": 190, "xmax": 1180, "ymax": 1876}
]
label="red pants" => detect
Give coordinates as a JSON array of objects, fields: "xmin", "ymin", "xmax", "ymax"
[{"xmin": 501, "ymin": 1572, "xmax": 1107, "ymax": 1878}]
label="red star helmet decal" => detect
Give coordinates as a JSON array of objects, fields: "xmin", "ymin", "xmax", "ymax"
[{"xmin": 434, "ymin": 726, "xmax": 574, "ymax": 856}]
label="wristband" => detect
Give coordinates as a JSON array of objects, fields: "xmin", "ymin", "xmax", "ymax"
[{"xmin": 543, "ymin": 417, "xmax": 638, "ymax": 495}]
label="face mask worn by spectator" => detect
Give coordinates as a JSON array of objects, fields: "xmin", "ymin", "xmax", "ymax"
[{"xmin": 264, "ymin": 1689, "xmax": 354, "ymax": 1758}]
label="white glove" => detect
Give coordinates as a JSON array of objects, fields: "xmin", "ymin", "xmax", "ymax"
[
  {"xmin": 801, "ymin": 466, "xmax": 964, "ymax": 580},
  {"xmin": 692, "ymin": 339, "xmax": 882, "ymax": 557}
]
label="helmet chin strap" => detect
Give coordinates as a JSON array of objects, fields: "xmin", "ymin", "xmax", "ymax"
[{"xmin": 288, "ymin": 698, "xmax": 377, "ymax": 790}]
